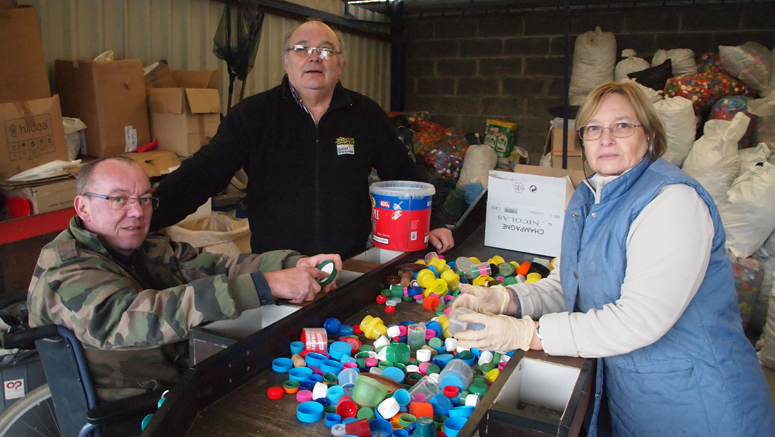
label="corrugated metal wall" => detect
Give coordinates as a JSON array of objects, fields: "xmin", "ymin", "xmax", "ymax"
[{"xmin": 19, "ymin": 0, "xmax": 391, "ymax": 112}]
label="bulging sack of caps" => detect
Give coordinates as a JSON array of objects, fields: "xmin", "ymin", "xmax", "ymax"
[
  {"xmin": 615, "ymin": 49, "xmax": 650, "ymax": 82},
  {"xmin": 719, "ymin": 42, "xmax": 773, "ymax": 92},
  {"xmin": 710, "ymin": 96, "xmax": 757, "ymax": 149},
  {"xmin": 729, "ymin": 255, "xmax": 764, "ymax": 330},
  {"xmin": 698, "ymin": 52, "xmax": 726, "ymax": 75},
  {"xmin": 569, "ymin": 26, "xmax": 616, "ymax": 98},
  {"xmin": 665, "ymin": 71, "xmax": 752, "ymax": 115},
  {"xmin": 162, "ymin": 212, "xmax": 251, "ymax": 257},
  {"xmin": 652, "ymin": 48, "xmax": 697, "ymax": 77}
]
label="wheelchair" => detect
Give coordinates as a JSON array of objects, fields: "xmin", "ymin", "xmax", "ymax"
[{"xmin": 0, "ymin": 322, "xmax": 165, "ymax": 436}]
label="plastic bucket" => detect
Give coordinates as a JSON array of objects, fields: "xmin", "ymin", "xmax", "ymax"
[{"xmin": 369, "ymin": 181, "xmax": 435, "ymax": 252}]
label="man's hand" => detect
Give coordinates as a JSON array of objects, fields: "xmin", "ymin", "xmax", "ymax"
[
  {"xmin": 264, "ymin": 267, "xmax": 327, "ymax": 304},
  {"xmin": 295, "ymin": 254, "xmax": 343, "ymax": 293},
  {"xmin": 454, "ymin": 313, "xmax": 536, "ymax": 352},
  {"xmin": 451, "ymin": 284, "xmax": 512, "ymax": 315},
  {"xmin": 429, "ymin": 227, "xmax": 454, "ymax": 253}
]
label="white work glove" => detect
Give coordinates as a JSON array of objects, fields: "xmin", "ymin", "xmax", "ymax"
[
  {"xmin": 451, "ymin": 284, "xmax": 511, "ymax": 315},
  {"xmin": 454, "ymin": 313, "xmax": 536, "ymax": 351}
]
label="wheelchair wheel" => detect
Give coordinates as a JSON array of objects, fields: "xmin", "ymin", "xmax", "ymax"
[{"xmin": 0, "ymin": 384, "xmax": 60, "ymax": 436}]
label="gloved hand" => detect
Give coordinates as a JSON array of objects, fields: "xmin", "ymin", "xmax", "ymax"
[
  {"xmin": 451, "ymin": 284, "xmax": 511, "ymax": 315},
  {"xmin": 454, "ymin": 312, "xmax": 536, "ymax": 351}
]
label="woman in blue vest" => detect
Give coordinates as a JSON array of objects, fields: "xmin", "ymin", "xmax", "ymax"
[{"xmin": 452, "ymin": 81, "xmax": 775, "ymax": 436}]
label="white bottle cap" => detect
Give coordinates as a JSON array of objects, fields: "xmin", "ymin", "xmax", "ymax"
[
  {"xmin": 478, "ymin": 351, "xmax": 494, "ymax": 366},
  {"xmin": 387, "ymin": 325, "xmax": 401, "ymax": 338},
  {"xmin": 331, "ymin": 423, "xmax": 346, "ymax": 436},
  {"xmin": 312, "ymin": 382, "xmax": 328, "ymax": 400},
  {"xmin": 406, "ymin": 364, "xmax": 420, "ymax": 373},
  {"xmin": 465, "ymin": 394, "xmax": 479, "ymax": 407},
  {"xmin": 377, "ymin": 397, "xmax": 400, "ymax": 419},
  {"xmin": 416, "ymin": 349, "xmax": 431, "ymax": 362},
  {"xmin": 445, "ymin": 338, "xmax": 458, "ymax": 352},
  {"xmin": 374, "ymin": 335, "xmax": 390, "ymax": 349}
]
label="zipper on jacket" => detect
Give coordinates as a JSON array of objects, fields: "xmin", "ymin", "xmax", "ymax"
[{"xmin": 315, "ymin": 125, "xmax": 321, "ymax": 253}]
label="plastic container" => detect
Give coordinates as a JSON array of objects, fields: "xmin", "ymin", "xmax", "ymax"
[
  {"xmin": 351, "ymin": 375, "xmax": 388, "ymax": 408},
  {"xmin": 438, "ymin": 359, "xmax": 473, "ymax": 391},
  {"xmin": 407, "ymin": 324, "xmax": 426, "ymax": 353},
  {"xmin": 344, "ymin": 418, "xmax": 371, "ymax": 437},
  {"xmin": 469, "ymin": 261, "xmax": 491, "ymax": 278},
  {"xmin": 338, "ymin": 368, "xmax": 360, "ymax": 387},
  {"xmin": 301, "ymin": 327, "xmax": 328, "ymax": 353},
  {"xmin": 370, "ymin": 181, "xmax": 435, "ymax": 251},
  {"xmin": 408, "ymin": 375, "xmax": 440, "ymax": 403},
  {"xmin": 447, "ymin": 307, "xmax": 485, "ymax": 336}
]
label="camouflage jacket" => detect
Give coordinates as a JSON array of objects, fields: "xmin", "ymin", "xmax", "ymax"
[{"xmin": 28, "ymin": 217, "xmax": 302, "ymax": 402}]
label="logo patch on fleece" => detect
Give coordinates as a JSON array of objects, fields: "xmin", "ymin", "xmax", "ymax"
[{"xmin": 336, "ymin": 137, "xmax": 355, "ymax": 155}]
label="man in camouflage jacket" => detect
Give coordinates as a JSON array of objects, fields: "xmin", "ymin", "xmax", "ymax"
[{"xmin": 28, "ymin": 156, "xmax": 340, "ymax": 402}]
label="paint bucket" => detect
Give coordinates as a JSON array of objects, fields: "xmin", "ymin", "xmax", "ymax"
[{"xmin": 369, "ymin": 181, "xmax": 435, "ymax": 252}]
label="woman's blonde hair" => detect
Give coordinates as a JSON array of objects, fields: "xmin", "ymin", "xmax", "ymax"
[{"xmin": 574, "ymin": 81, "xmax": 667, "ymax": 161}]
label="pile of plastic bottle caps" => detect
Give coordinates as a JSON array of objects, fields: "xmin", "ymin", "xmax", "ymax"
[{"xmin": 267, "ymin": 252, "xmax": 554, "ymax": 436}]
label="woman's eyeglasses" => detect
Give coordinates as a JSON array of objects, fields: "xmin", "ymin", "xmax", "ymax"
[{"xmin": 577, "ymin": 122, "xmax": 643, "ymax": 141}]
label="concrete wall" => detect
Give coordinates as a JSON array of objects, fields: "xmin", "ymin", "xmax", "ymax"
[{"xmin": 403, "ymin": 3, "xmax": 775, "ymax": 163}]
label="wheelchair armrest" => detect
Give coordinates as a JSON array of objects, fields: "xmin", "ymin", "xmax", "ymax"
[{"xmin": 85, "ymin": 389, "xmax": 164, "ymax": 424}]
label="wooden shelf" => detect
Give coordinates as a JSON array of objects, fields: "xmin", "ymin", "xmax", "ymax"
[{"xmin": 0, "ymin": 208, "xmax": 74, "ymax": 245}]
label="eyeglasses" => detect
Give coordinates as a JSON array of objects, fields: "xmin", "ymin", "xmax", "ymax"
[
  {"xmin": 83, "ymin": 193, "xmax": 160, "ymax": 211},
  {"xmin": 285, "ymin": 45, "xmax": 340, "ymax": 61},
  {"xmin": 577, "ymin": 122, "xmax": 643, "ymax": 141}
]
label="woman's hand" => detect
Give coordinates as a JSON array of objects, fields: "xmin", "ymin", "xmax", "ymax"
[
  {"xmin": 454, "ymin": 313, "xmax": 536, "ymax": 351},
  {"xmin": 451, "ymin": 284, "xmax": 512, "ymax": 315}
]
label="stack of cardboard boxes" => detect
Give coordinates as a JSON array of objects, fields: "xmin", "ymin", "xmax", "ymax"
[
  {"xmin": 0, "ymin": 5, "xmax": 73, "ymax": 215},
  {"xmin": 548, "ymin": 118, "xmax": 592, "ymax": 174}
]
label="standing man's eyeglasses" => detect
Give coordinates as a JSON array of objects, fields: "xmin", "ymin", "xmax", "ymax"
[
  {"xmin": 83, "ymin": 193, "xmax": 160, "ymax": 210},
  {"xmin": 285, "ymin": 45, "xmax": 340, "ymax": 61}
]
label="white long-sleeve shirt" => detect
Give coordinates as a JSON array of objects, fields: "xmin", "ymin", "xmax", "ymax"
[{"xmin": 511, "ymin": 174, "xmax": 714, "ymax": 358}]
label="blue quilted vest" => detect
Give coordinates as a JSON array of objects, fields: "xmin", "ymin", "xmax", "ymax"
[{"xmin": 560, "ymin": 157, "xmax": 775, "ymax": 436}]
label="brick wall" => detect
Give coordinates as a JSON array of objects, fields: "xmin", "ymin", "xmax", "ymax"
[{"xmin": 403, "ymin": 3, "xmax": 775, "ymax": 163}]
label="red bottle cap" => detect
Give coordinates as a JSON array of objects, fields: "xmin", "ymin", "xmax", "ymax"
[
  {"xmin": 385, "ymin": 306, "xmax": 396, "ymax": 313},
  {"xmin": 267, "ymin": 386, "xmax": 284, "ymax": 399},
  {"xmin": 376, "ymin": 295, "xmax": 387, "ymax": 304},
  {"xmin": 353, "ymin": 325, "xmax": 363, "ymax": 334},
  {"xmin": 443, "ymin": 386, "xmax": 459, "ymax": 398}
]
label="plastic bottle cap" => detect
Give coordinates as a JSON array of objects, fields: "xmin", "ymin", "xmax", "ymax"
[
  {"xmin": 377, "ymin": 397, "xmax": 400, "ymax": 419},
  {"xmin": 443, "ymin": 386, "xmax": 459, "ymax": 398},
  {"xmin": 271, "ymin": 357, "xmax": 293, "ymax": 373},
  {"xmin": 296, "ymin": 389, "xmax": 313, "ymax": 402},
  {"xmin": 317, "ymin": 260, "xmax": 338, "ymax": 286},
  {"xmin": 416, "ymin": 349, "xmax": 431, "ymax": 362},
  {"xmin": 267, "ymin": 386, "xmax": 284, "ymax": 399},
  {"xmin": 297, "ymin": 401, "xmax": 324, "ymax": 423}
]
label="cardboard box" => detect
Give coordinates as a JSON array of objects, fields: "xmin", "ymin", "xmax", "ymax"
[
  {"xmin": 485, "ymin": 166, "xmax": 584, "ymax": 257},
  {"xmin": 55, "ymin": 59, "xmax": 151, "ymax": 157},
  {"xmin": 2, "ymin": 177, "xmax": 76, "ymax": 214},
  {"xmin": 146, "ymin": 68, "xmax": 221, "ymax": 157},
  {"xmin": 0, "ymin": 6, "xmax": 51, "ymax": 104},
  {"xmin": 121, "ymin": 150, "xmax": 181, "ymax": 178},
  {"xmin": 551, "ymin": 153, "xmax": 593, "ymax": 174},
  {"xmin": 550, "ymin": 118, "xmax": 579, "ymax": 156},
  {"xmin": 0, "ymin": 95, "xmax": 69, "ymax": 180}
]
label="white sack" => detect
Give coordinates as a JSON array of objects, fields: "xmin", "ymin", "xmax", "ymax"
[
  {"xmin": 569, "ymin": 27, "xmax": 616, "ymax": 100},
  {"xmin": 652, "ymin": 48, "xmax": 697, "ymax": 76},
  {"xmin": 682, "ymin": 112, "xmax": 748, "ymax": 205},
  {"xmin": 719, "ymin": 161, "xmax": 775, "ymax": 258},
  {"xmin": 719, "ymin": 42, "xmax": 773, "ymax": 92},
  {"xmin": 615, "ymin": 49, "xmax": 650, "ymax": 81},
  {"xmin": 739, "ymin": 143, "xmax": 771, "ymax": 175},
  {"xmin": 654, "ymin": 97, "xmax": 696, "ymax": 167},
  {"xmin": 456, "ymin": 144, "xmax": 497, "ymax": 190}
]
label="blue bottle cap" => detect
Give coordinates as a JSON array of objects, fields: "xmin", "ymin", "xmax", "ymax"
[
  {"xmin": 290, "ymin": 341, "xmax": 305, "ymax": 355},
  {"xmin": 289, "ymin": 367, "xmax": 313, "ymax": 381},
  {"xmin": 297, "ymin": 401, "xmax": 324, "ymax": 423},
  {"xmin": 272, "ymin": 357, "xmax": 293, "ymax": 373},
  {"xmin": 324, "ymin": 317, "xmax": 342, "ymax": 336},
  {"xmin": 325, "ymin": 413, "xmax": 342, "ymax": 427},
  {"xmin": 340, "ymin": 325, "xmax": 354, "ymax": 336}
]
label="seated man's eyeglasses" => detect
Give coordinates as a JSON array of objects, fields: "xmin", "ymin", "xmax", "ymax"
[
  {"xmin": 83, "ymin": 193, "xmax": 160, "ymax": 210},
  {"xmin": 577, "ymin": 122, "xmax": 643, "ymax": 141},
  {"xmin": 285, "ymin": 45, "xmax": 340, "ymax": 61}
]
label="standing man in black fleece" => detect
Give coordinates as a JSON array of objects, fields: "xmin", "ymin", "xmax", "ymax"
[{"xmin": 151, "ymin": 19, "xmax": 454, "ymax": 260}]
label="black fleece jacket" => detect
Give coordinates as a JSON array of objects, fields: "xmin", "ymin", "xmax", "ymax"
[{"xmin": 151, "ymin": 76, "xmax": 423, "ymax": 259}]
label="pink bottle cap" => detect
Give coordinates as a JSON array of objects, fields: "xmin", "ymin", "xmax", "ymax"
[{"xmin": 296, "ymin": 390, "xmax": 313, "ymax": 402}]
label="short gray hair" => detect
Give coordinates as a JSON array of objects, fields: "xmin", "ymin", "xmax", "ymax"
[{"xmin": 76, "ymin": 155, "xmax": 138, "ymax": 194}]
